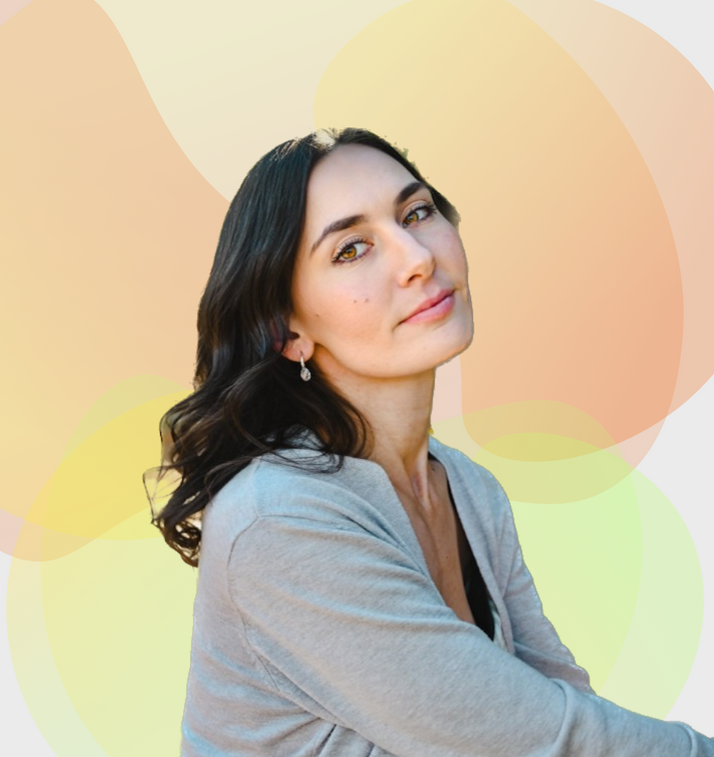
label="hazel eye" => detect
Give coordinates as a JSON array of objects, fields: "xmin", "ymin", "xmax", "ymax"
[
  {"xmin": 403, "ymin": 202, "xmax": 437, "ymax": 227},
  {"xmin": 332, "ymin": 239, "xmax": 370, "ymax": 265}
]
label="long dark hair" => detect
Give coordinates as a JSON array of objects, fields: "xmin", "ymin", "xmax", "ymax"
[{"xmin": 144, "ymin": 127, "xmax": 461, "ymax": 567}]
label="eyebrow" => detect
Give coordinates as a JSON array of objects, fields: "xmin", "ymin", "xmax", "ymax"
[{"xmin": 309, "ymin": 180, "xmax": 428, "ymax": 256}]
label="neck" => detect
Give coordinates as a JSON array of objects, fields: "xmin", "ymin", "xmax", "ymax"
[{"xmin": 329, "ymin": 369, "xmax": 439, "ymax": 508}]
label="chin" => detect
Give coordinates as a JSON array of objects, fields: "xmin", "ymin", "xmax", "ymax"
[
  {"xmin": 435, "ymin": 341, "xmax": 470, "ymax": 368},
  {"xmin": 432, "ymin": 321, "xmax": 474, "ymax": 369}
]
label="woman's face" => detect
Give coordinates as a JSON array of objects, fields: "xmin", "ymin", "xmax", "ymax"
[{"xmin": 286, "ymin": 144, "xmax": 473, "ymax": 385}]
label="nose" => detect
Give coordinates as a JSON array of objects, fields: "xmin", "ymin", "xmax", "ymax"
[{"xmin": 391, "ymin": 225, "xmax": 436, "ymax": 286}]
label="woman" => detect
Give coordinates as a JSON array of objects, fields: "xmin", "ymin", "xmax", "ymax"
[{"xmin": 147, "ymin": 127, "xmax": 713, "ymax": 756}]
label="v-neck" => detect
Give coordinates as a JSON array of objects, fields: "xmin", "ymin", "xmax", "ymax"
[
  {"xmin": 428, "ymin": 451, "xmax": 471, "ymax": 575},
  {"xmin": 270, "ymin": 427, "xmax": 512, "ymax": 651},
  {"xmin": 430, "ymin": 450, "xmax": 496, "ymax": 640},
  {"xmin": 426, "ymin": 437, "xmax": 512, "ymax": 648}
]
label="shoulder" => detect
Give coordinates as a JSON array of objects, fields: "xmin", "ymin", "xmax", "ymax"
[{"xmin": 204, "ymin": 444, "xmax": 399, "ymax": 544}]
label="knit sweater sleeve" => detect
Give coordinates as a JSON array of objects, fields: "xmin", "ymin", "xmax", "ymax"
[{"xmin": 226, "ymin": 474, "xmax": 714, "ymax": 757}]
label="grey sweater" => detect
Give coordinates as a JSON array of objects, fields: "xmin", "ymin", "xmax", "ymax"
[{"xmin": 181, "ymin": 431, "xmax": 713, "ymax": 756}]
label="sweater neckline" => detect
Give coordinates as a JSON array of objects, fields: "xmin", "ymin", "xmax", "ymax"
[
  {"xmin": 265, "ymin": 428, "xmax": 512, "ymax": 651},
  {"xmin": 345, "ymin": 434, "xmax": 509, "ymax": 649}
]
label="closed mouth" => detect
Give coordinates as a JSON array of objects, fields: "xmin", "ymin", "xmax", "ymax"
[{"xmin": 401, "ymin": 288, "xmax": 455, "ymax": 323}]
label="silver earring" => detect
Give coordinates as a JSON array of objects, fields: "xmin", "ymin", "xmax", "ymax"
[{"xmin": 299, "ymin": 353, "xmax": 311, "ymax": 382}]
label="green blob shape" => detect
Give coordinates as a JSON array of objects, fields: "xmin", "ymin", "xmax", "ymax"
[
  {"xmin": 598, "ymin": 469, "xmax": 703, "ymax": 717},
  {"xmin": 509, "ymin": 474, "xmax": 642, "ymax": 692},
  {"xmin": 434, "ymin": 413, "xmax": 703, "ymax": 716}
]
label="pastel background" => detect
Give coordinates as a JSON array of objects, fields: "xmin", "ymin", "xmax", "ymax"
[{"xmin": 1, "ymin": 0, "xmax": 712, "ymax": 753}]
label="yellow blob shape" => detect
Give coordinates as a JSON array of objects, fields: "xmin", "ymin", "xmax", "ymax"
[
  {"xmin": 40, "ymin": 528, "xmax": 196, "ymax": 755},
  {"xmin": 7, "ymin": 556, "xmax": 109, "ymax": 756},
  {"xmin": 464, "ymin": 401, "xmax": 618, "ymax": 461},
  {"xmin": 61, "ymin": 375, "xmax": 190, "ymax": 460},
  {"xmin": 440, "ymin": 403, "xmax": 634, "ymax": 504},
  {"xmin": 24, "ymin": 390, "xmax": 190, "ymax": 550},
  {"xmin": 475, "ymin": 437, "xmax": 634, "ymax": 504}
]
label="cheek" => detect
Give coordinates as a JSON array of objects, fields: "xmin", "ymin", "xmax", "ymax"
[
  {"xmin": 303, "ymin": 277, "xmax": 385, "ymax": 340},
  {"xmin": 332, "ymin": 282, "xmax": 384, "ymax": 333},
  {"xmin": 441, "ymin": 228, "xmax": 467, "ymax": 272}
]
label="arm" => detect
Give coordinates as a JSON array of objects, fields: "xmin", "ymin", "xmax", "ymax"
[{"xmin": 226, "ymin": 497, "xmax": 713, "ymax": 756}]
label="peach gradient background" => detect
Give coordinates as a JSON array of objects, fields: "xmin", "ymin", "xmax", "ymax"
[{"xmin": 1, "ymin": 1, "xmax": 712, "ymax": 754}]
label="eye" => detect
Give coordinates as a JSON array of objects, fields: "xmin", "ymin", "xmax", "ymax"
[
  {"xmin": 403, "ymin": 202, "xmax": 437, "ymax": 227},
  {"xmin": 331, "ymin": 238, "xmax": 371, "ymax": 265}
]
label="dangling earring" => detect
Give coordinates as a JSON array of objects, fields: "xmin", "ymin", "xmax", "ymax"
[{"xmin": 299, "ymin": 352, "xmax": 311, "ymax": 382}]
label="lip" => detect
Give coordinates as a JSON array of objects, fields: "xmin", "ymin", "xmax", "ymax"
[{"xmin": 400, "ymin": 288, "xmax": 455, "ymax": 324}]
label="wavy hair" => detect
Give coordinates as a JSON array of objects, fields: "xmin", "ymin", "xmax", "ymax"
[{"xmin": 144, "ymin": 127, "xmax": 461, "ymax": 567}]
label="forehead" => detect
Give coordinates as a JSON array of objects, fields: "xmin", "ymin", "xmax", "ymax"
[{"xmin": 305, "ymin": 144, "xmax": 417, "ymax": 219}]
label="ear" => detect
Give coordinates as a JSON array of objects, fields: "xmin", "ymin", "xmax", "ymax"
[
  {"xmin": 281, "ymin": 340, "xmax": 312, "ymax": 363},
  {"xmin": 281, "ymin": 332, "xmax": 314, "ymax": 364},
  {"xmin": 272, "ymin": 315, "xmax": 313, "ymax": 363}
]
